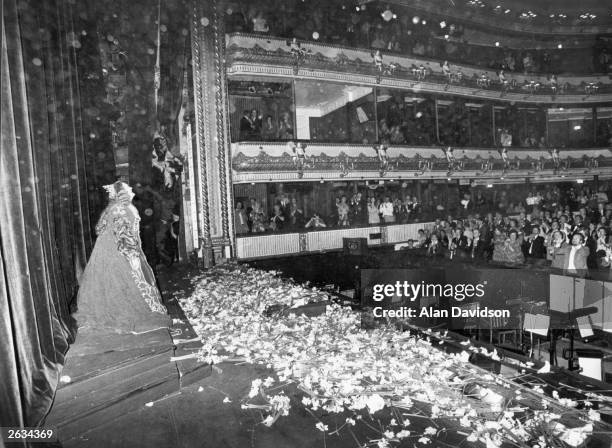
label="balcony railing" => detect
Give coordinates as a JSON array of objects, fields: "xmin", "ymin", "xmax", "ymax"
[
  {"xmin": 231, "ymin": 142, "xmax": 612, "ymax": 183},
  {"xmin": 227, "ymin": 33, "xmax": 612, "ymax": 101}
]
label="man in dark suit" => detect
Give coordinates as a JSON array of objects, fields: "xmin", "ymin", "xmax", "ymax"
[
  {"xmin": 239, "ymin": 110, "xmax": 253, "ymax": 140},
  {"xmin": 522, "ymin": 225, "xmax": 546, "ymax": 259},
  {"xmin": 469, "ymin": 228, "xmax": 490, "ymax": 262},
  {"xmin": 558, "ymin": 233, "xmax": 590, "ymax": 277}
]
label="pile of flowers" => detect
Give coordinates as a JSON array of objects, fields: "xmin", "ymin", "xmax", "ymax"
[{"xmin": 179, "ymin": 264, "xmax": 604, "ymax": 447}]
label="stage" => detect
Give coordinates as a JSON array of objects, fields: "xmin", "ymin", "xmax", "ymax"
[
  {"xmin": 43, "ymin": 262, "xmax": 612, "ymax": 447},
  {"xmin": 44, "ymin": 266, "xmax": 212, "ymax": 445}
]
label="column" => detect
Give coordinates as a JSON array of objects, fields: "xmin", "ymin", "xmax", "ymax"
[{"xmin": 190, "ymin": 0, "xmax": 233, "ymax": 266}]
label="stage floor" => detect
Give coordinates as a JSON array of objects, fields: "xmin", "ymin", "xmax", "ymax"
[
  {"xmin": 58, "ymin": 362, "xmax": 463, "ymax": 448},
  {"xmin": 48, "ymin": 262, "xmax": 612, "ymax": 448}
]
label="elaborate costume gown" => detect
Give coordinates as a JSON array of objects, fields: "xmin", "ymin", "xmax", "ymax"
[{"xmin": 75, "ymin": 196, "xmax": 170, "ymax": 334}]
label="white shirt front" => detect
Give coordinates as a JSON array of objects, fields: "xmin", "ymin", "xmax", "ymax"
[
  {"xmin": 568, "ymin": 245, "xmax": 579, "ymax": 270},
  {"xmin": 379, "ymin": 202, "xmax": 394, "ymax": 217}
]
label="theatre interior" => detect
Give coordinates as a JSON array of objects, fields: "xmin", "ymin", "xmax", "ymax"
[{"xmin": 5, "ymin": 0, "xmax": 612, "ymax": 446}]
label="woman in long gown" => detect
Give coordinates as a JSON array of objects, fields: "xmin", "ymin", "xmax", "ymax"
[{"xmin": 74, "ymin": 181, "xmax": 170, "ymax": 334}]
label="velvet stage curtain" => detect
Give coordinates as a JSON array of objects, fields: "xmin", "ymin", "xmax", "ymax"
[
  {"xmin": 1, "ymin": 0, "xmax": 111, "ymax": 427},
  {"xmin": 157, "ymin": 0, "xmax": 190, "ymax": 147}
]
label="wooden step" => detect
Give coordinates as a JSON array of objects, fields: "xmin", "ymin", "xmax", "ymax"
[
  {"xmin": 54, "ymin": 365, "xmax": 179, "ymax": 443},
  {"xmin": 168, "ymin": 318, "xmax": 212, "ymax": 388},
  {"xmin": 58, "ymin": 344, "xmax": 174, "ymax": 389},
  {"xmin": 45, "ymin": 329, "xmax": 180, "ymax": 443},
  {"xmin": 50, "ymin": 349, "xmax": 176, "ymax": 418}
]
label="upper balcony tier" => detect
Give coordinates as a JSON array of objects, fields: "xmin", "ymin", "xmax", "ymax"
[
  {"xmin": 226, "ymin": 33, "xmax": 612, "ymax": 104},
  {"xmin": 225, "ymin": 0, "xmax": 612, "ymax": 75},
  {"xmin": 375, "ymin": 0, "xmax": 612, "ymax": 36}
]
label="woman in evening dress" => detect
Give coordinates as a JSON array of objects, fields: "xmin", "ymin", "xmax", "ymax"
[{"xmin": 74, "ymin": 181, "xmax": 170, "ymax": 334}]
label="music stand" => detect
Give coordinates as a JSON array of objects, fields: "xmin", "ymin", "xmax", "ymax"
[{"xmin": 549, "ymin": 306, "xmax": 598, "ymax": 370}]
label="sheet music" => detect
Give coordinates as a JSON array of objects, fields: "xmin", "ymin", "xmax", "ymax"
[
  {"xmin": 523, "ymin": 313, "xmax": 550, "ymax": 336},
  {"xmin": 576, "ymin": 315, "xmax": 594, "ymax": 338}
]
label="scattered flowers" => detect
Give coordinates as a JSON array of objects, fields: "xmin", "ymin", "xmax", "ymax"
[
  {"xmin": 180, "ymin": 264, "xmax": 601, "ymax": 448},
  {"xmin": 315, "ymin": 422, "xmax": 328, "ymax": 432}
]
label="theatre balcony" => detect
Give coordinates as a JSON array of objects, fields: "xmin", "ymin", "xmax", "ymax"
[
  {"xmin": 223, "ymin": 22, "xmax": 612, "ymax": 260},
  {"xmin": 226, "ymin": 33, "xmax": 612, "ymax": 104}
]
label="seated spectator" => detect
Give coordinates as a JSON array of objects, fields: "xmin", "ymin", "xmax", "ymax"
[
  {"xmin": 557, "ymin": 233, "xmax": 590, "ymax": 277},
  {"xmin": 305, "ymin": 213, "xmax": 327, "ymax": 229},
  {"xmin": 500, "ymin": 128, "xmax": 512, "ymax": 148},
  {"xmin": 439, "ymin": 229, "xmax": 450, "ymax": 249},
  {"xmin": 387, "ymin": 34, "xmax": 400, "ymax": 52},
  {"xmin": 547, "ymin": 230, "xmax": 567, "ymax": 269},
  {"xmin": 426, "ymin": 233, "xmax": 444, "ymax": 257},
  {"xmin": 411, "ymin": 196, "xmax": 421, "ymax": 216},
  {"xmin": 269, "ymin": 204, "xmax": 285, "ymax": 231},
  {"xmin": 249, "ymin": 198, "xmax": 266, "ymax": 233},
  {"xmin": 469, "ymin": 228, "xmax": 490, "ymax": 261},
  {"xmin": 415, "ymin": 229, "xmax": 428, "ymax": 248},
  {"xmin": 337, "ymin": 196, "xmax": 350, "ymax": 227},
  {"xmin": 350, "ymin": 193, "xmax": 365, "ymax": 226},
  {"xmin": 371, "ymin": 32, "xmax": 386, "ymax": 49},
  {"xmin": 239, "ymin": 110, "xmax": 254, "ymax": 140},
  {"xmin": 288, "ymin": 198, "xmax": 305, "ymax": 229},
  {"xmin": 448, "ymin": 228, "xmax": 469, "ymax": 260},
  {"xmin": 442, "ymin": 60, "xmax": 451, "ymax": 80},
  {"xmin": 412, "ymin": 41, "xmax": 425, "ymax": 56},
  {"xmin": 389, "ymin": 125, "xmax": 405, "ymax": 144},
  {"xmin": 379, "ymin": 196, "xmax": 395, "ymax": 223},
  {"xmin": 278, "ymin": 112, "xmax": 294, "ymax": 140},
  {"xmin": 367, "ymin": 197, "xmax": 380, "ymax": 225},
  {"xmin": 522, "ymin": 225, "xmax": 546, "ymax": 259},
  {"xmin": 260, "ymin": 115, "xmax": 278, "ymax": 140},
  {"xmin": 252, "ymin": 10, "xmax": 269, "ymax": 33},
  {"xmin": 249, "ymin": 109, "xmax": 262, "ymax": 139},
  {"xmin": 235, "ymin": 201, "xmax": 249, "ymax": 234},
  {"xmin": 459, "ymin": 193, "xmax": 473, "ymax": 213},
  {"xmin": 492, "ymin": 229, "xmax": 525, "ymax": 264},
  {"xmin": 593, "ymin": 227, "xmax": 609, "ymax": 268}
]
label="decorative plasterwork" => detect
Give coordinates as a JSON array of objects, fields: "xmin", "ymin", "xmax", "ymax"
[
  {"xmin": 231, "ymin": 168, "xmax": 608, "ymax": 183},
  {"xmin": 226, "ymin": 34, "xmax": 612, "ymax": 104},
  {"xmin": 231, "ymin": 142, "xmax": 612, "ymax": 183},
  {"xmin": 191, "ymin": 0, "xmax": 234, "ymax": 263},
  {"xmin": 191, "ymin": 6, "xmax": 210, "ymax": 247}
]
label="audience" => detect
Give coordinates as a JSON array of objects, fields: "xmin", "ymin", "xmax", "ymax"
[
  {"xmin": 225, "ymin": 0, "xmax": 612, "ymax": 76},
  {"xmin": 236, "ymin": 182, "xmax": 612, "ymax": 276}
]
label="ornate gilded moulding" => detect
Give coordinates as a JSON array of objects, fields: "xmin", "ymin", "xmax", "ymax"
[
  {"xmin": 226, "ymin": 33, "xmax": 612, "ymax": 104},
  {"xmin": 231, "ymin": 142, "xmax": 612, "ymax": 183}
]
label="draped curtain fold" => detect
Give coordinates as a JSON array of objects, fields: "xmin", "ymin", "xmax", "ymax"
[
  {"xmin": 158, "ymin": 0, "xmax": 190, "ymax": 148},
  {"xmin": 1, "ymin": 0, "xmax": 110, "ymax": 427}
]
